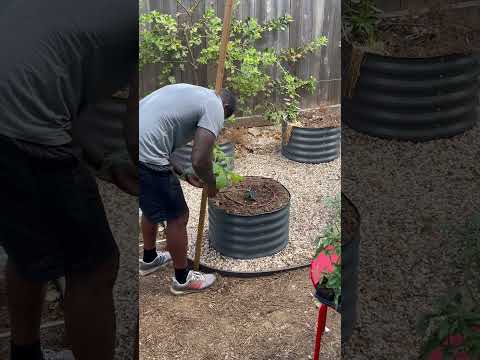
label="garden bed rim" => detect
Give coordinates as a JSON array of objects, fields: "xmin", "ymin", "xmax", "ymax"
[
  {"xmin": 350, "ymin": 44, "xmax": 476, "ymax": 61},
  {"xmin": 283, "ymin": 120, "xmax": 341, "ymax": 131},
  {"xmin": 209, "ymin": 176, "xmax": 291, "ymax": 218}
]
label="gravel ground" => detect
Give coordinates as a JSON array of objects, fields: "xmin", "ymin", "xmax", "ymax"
[
  {"xmin": 341, "ymin": 123, "xmax": 480, "ymax": 359},
  {"xmin": 0, "ymin": 179, "xmax": 138, "ymax": 360},
  {"xmin": 183, "ymin": 125, "xmax": 341, "ymax": 273}
]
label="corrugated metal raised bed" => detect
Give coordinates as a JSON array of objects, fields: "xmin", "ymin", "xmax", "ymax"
[
  {"xmin": 340, "ymin": 193, "xmax": 361, "ymax": 343},
  {"xmin": 343, "ymin": 53, "xmax": 480, "ymax": 141},
  {"xmin": 208, "ymin": 176, "xmax": 290, "ymax": 259},
  {"xmin": 171, "ymin": 141, "xmax": 235, "ymax": 172},
  {"xmin": 281, "ymin": 122, "xmax": 341, "ymax": 163}
]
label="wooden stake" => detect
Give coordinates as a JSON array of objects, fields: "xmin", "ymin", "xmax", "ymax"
[{"xmin": 193, "ymin": 0, "xmax": 235, "ymax": 271}]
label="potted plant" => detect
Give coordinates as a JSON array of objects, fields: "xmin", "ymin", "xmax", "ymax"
[
  {"xmin": 314, "ymin": 194, "xmax": 342, "ymax": 310},
  {"xmin": 262, "ymin": 40, "xmax": 340, "ymax": 164},
  {"xmin": 342, "ymin": 1, "xmax": 480, "ymax": 141},
  {"xmin": 279, "ymin": 104, "xmax": 341, "ymax": 164},
  {"xmin": 312, "ymin": 193, "xmax": 361, "ymax": 342},
  {"xmin": 416, "ymin": 216, "xmax": 480, "ymax": 359},
  {"xmin": 208, "ymin": 176, "xmax": 291, "ymax": 259}
]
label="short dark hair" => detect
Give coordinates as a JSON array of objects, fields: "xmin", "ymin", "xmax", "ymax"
[{"xmin": 220, "ymin": 89, "xmax": 237, "ymax": 119}]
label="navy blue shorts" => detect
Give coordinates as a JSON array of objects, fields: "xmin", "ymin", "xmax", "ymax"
[
  {"xmin": 139, "ymin": 162, "xmax": 188, "ymax": 224},
  {"xmin": 0, "ymin": 135, "xmax": 117, "ymax": 282}
]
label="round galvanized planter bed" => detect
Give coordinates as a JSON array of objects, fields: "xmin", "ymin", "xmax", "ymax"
[
  {"xmin": 281, "ymin": 122, "xmax": 341, "ymax": 163},
  {"xmin": 343, "ymin": 53, "xmax": 480, "ymax": 141},
  {"xmin": 340, "ymin": 194, "xmax": 361, "ymax": 343},
  {"xmin": 208, "ymin": 177, "xmax": 291, "ymax": 259},
  {"xmin": 171, "ymin": 141, "xmax": 235, "ymax": 172}
]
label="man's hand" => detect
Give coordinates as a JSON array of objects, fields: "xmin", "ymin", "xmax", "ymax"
[
  {"xmin": 109, "ymin": 159, "xmax": 139, "ymax": 196},
  {"xmin": 206, "ymin": 185, "xmax": 218, "ymax": 198},
  {"xmin": 185, "ymin": 174, "xmax": 203, "ymax": 188}
]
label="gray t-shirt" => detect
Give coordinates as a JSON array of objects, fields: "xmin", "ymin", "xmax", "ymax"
[
  {"xmin": 0, "ymin": 0, "xmax": 137, "ymax": 146},
  {"xmin": 139, "ymin": 84, "xmax": 224, "ymax": 168}
]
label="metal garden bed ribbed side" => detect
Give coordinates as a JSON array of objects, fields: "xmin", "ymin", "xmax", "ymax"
[
  {"xmin": 281, "ymin": 123, "xmax": 341, "ymax": 163},
  {"xmin": 343, "ymin": 53, "xmax": 480, "ymax": 141},
  {"xmin": 208, "ymin": 186, "xmax": 290, "ymax": 259},
  {"xmin": 171, "ymin": 142, "xmax": 235, "ymax": 171},
  {"xmin": 340, "ymin": 194, "xmax": 361, "ymax": 344}
]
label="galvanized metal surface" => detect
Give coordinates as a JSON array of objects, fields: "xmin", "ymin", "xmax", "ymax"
[
  {"xmin": 343, "ymin": 53, "xmax": 480, "ymax": 141},
  {"xmin": 341, "ymin": 195, "xmax": 361, "ymax": 343},
  {"xmin": 281, "ymin": 124, "xmax": 341, "ymax": 163},
  {"xmin": 208, "ymin": 180, "xmax": 290, "ymax": 259},
  {"xmin": 170, "ymin": 141, "xmax": 235, "ymax": 173}
]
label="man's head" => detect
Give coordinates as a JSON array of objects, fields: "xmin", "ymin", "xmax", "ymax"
[{"xmin": 219, "ymin": 89, "xmax": 237, "ymax": 119}]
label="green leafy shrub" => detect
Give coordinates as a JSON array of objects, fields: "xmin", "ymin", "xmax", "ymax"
[
  {"xmin": 342, "ymin": 0, "xmax": 382, "ymax": 47},
  {"xmin": 139, "ymin": 1, "xmax": 328, "ymax": 123}
]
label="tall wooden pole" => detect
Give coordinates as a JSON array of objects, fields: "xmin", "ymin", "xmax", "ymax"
[{"xmin": 193, "ymin": 0, "xmax": 235, "ymax": 271}]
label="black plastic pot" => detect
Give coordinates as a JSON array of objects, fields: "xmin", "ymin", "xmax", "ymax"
[
  {"xmin": 315, "ymin": 279, "xmax": 341, "ymax": 312},
  {"xmin": 171, "ymin": 141, "xmax": 235, "ymax": 173},
  {"xmin": 281, "ymin": 122, "xmax": 340, "ymax": 163},
  {"xmin": 208, "ymin": 178, "xmax": 290, "ymax": 259},
  {"xmin": 343, "ymin": 53, "xmax": 480, "ymax": 141}
]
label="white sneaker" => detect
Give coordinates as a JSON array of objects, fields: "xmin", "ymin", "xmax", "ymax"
[
  {"xmin": 139, "ymin": 251, "xmax": 172, "ymax": 276},
  {"xmin": 43, "ymin": 349, "xmax": 75, "ymax": 360},
  {"xmin": 170, "ymin": 270, "xmax": 216, "ymax": 295}
]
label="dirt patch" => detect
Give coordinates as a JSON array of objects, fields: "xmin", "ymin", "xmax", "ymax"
[
  {"xmin": 373, "ymin": 8, "xmax": 480, "ymax": 57},
  {"xmin": 220, "ymin": 127, "xmax": 249, "ymax": 144},
  {"xmin": 297, "ymin": 107, "xmax": 341, "ymax": 129},
  {"xmin": 212, "ymin": 177, "xmax": 290, "ymax": 216},
  {"xmin": 139, "ymin": 262, "xmax": 341, "ymax": 360}
]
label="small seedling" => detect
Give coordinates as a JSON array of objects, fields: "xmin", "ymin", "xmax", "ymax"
[
  {"xmin": 213, "ymin": 144, "xmax": 244, "ymax": 189},
  {"xmin": 244, "ymin": 188, "xmax": 257, "ymax": 201}
]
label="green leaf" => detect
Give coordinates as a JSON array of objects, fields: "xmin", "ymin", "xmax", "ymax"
[{"xmin": 216, "ymin": 174, "xmax": 228, "ymax": 189}]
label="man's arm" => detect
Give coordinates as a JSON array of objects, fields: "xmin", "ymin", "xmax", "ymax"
[{"xmin": 191, "ymin": 127, "xmax": 218, "ymax": 197}]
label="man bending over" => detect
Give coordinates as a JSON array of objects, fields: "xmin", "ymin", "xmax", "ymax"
[{"xmin": 139, "ymin": 83, "xmax": 236, "ymax": 295}]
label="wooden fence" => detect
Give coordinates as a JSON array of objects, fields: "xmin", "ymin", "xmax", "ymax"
[{"xmin": 139, "ymin": 0, "xmax": 341, "ymax": 108}]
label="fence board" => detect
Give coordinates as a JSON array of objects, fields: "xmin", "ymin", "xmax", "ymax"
[{"xmin": 141, "ymin": 0, "xmax": 340, "ymax": 108}]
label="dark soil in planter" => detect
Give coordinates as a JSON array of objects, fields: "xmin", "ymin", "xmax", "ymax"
[
  {"xmin": 373, "ymin": 9, "xmax": 480, "ymax": 58},
  {"xmin": 297, "ymin": 107, "xmax": 341, "ymax": 129},
  {"xmin": 212, "ymin": 176, "xmax": 290, "ymax": 216}
]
